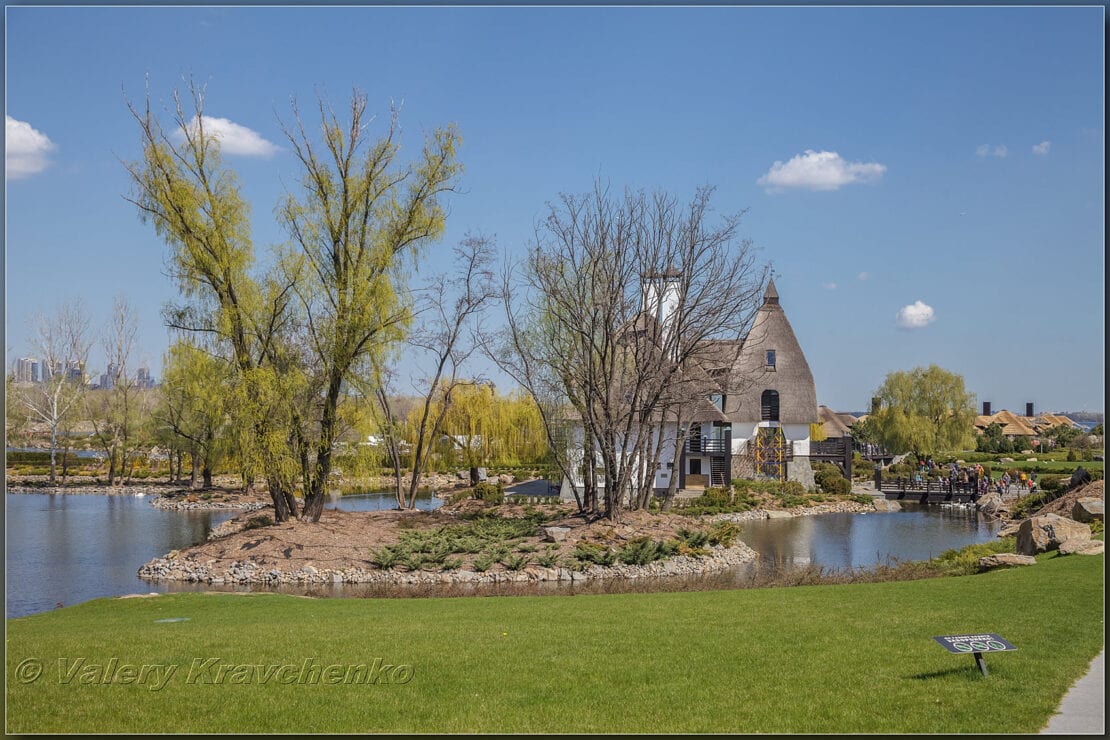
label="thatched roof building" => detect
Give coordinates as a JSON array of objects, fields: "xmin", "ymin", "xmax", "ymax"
[
  {"xmin": 974, "ymin": 409, "xmax": 1037, "ymax": 438},
  {"xmin": 818, "ymin": 405, "xmax": 857, "ymax": 438},
  {"xmin": 721, "ymin": 279, "xmax": 818, "ymax": 425}
]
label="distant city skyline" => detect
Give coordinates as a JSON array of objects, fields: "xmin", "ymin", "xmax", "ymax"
[{"xmin": 4, "ymin": 5, "xmax": 1104, "ymax": 411}]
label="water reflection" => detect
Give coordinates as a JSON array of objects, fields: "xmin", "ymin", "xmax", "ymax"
[
  {"xmin": 5, "ymin": 493, "xmax": 234, "ymax": 618},
  {"xmin": 735, "ymin": 504, "xmax": 997, "ymax": 573},
  {"xmin": 324, "ymin": 490, "xmax": 443, "ymax": 512}
]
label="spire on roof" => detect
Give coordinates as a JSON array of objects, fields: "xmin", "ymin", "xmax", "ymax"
[{"xmin": 763, "ymin": 277, "xmax": 779, "ymax": 306}]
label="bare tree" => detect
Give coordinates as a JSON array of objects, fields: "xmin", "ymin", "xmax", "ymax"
[
  {"xmin": 87, "ymin": 295, "xmax": 141, "ymax": 485},
  {"xmin": 20, "ymin": 300, "xmax": 93, "ymax": 484},
  {"xmin": 494, "ymin": 183, "xmax": 766, "ymax": 520},
  {"xmin": 369, "ymin": 236, "xmax": 497, "ymax": 509}
]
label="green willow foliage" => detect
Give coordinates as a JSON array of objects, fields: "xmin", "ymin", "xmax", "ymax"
[
  {"xmin": 127, "ymin": 83, "xmax": 461, "ymax": 521},
  {"xmin": 870, "ymin": 365, "xmax": 976, "ymax": 455}
]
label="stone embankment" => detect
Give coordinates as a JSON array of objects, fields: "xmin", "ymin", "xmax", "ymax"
[
  {"xmin": 6, "ymin": 482, "xmax": 171, "ymax": 497},
  {"xmin": 137, "ymin": 541, "xmax": 758, "ymax": 586},
  {"xmin": 708, "ymin": 499, "xmax": 875, "ymax": 524},
  {"xmin": 149, "ymin": 495, "xmax": 269, "ymax": 512}
]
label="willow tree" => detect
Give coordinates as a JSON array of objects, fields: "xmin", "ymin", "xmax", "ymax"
[
  {"xmin": 279, "ymin": 93, "xmax": 461, "ymax": 521},
  {"xmin": 157, "ymin": 340, "xmax": 231, "ymax": 489},
  {"xmin": 125, "ymin": 83, "xmax": 300, "ymax": 520},
  {"xmin": 869, "ymin": 365, "xmax": 976, "ymax": 455}
]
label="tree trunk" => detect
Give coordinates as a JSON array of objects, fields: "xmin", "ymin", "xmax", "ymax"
[
  {"xmin": 108, "ymin": 449, "xmax": 118, "ymax": 487},
  {"xmin": 662, "ymin": 422, "xmax": 686, "ymax": 512},
  {"xmin": 49, "ymin": 424, "xmax": 58, "ymax": 485},
  {"xmin": 302, "ymin": 373, "xmax": 343, "ymax": 522},
  {"xmin": 190, "ymin": 451, "xmax": 200, "ymax": 489},
  {"xmin": 268, "ymin": 480, "xmax": 290, "ymax": 521},
  {"xmin": 202, "ymin": 429, "xmax": 214, "ymax": 488}
]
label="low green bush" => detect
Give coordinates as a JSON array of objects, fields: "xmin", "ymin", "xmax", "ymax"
[
  {"xmin": 931, "ymin": 537, "xmax": 1016, "ymax": 576},
  {"xmin": 708, "ymin": 520, "xmax": 739, "ymax": 547},
  {"xmin": 370, "ymin": 546, "xmax": 401, "ymax": 569},
  {"xmin": 572, "ymin": 542, "xmax": 615, "ymax": 566},
  {"xmin": 617, "ymin": 537, "xmax": 666, "ymax": 565},
  {"xmin": 535, "ymin": 552, "xmax": 559, "ymax": 568},
  {"xmin": 472, "ymin": 481, "xmax": 505, "ymax": 505},
  {"xmin": 814, "ymin": 462, "xmax": 852, "ymax": 496},
  {"xmin": 676, "ymin": 527, "xmax": 710, "ymax": 549},
  {"xmin": 502, "ymin": 553, "xmax": 529, "ymax": 571},
  {"xmin": 472, "ymin": 553, "xmax": 497, "ymax": 572}
]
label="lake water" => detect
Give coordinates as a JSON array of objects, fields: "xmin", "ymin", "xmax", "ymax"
[
  {"xmin": 4, "ymin": 491, "xmax": 441, "ymax": 618},
  {"xmin": 5, "ymin": 492, "xmax": 997, "ymax": 618}
]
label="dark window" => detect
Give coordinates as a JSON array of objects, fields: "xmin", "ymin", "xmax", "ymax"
[
  {"xmin": 761, "ymin": 390, "xmax": 780, "ymax": 421},
  {"xmin": 689, "ymin": 458, "xmax": 702, "ymax": 475},
  {"xmin": 766, "ymin": 350, "xmax": 776, "ymax": 368}
]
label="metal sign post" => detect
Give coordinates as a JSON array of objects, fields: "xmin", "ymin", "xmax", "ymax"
[{"xmin": 933, "ymin": 634, "xmax": 1017, "ymax": 676}]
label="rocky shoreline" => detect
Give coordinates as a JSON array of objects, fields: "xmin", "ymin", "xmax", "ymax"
[
  {"xmin": 6, "ymin": 483, "xmax": 172, "ymax": 497},
  {"xmin": 149, "ymin": 494, "xmax": 270, "ymax": 512},
  {"xmin": 137, "ymin": 499, "xmax": 878, "ymax": 589},
  {"xmin": 709, "ymin": 499, "xmax": 877, "ymax": 523},
  {"xmin": 137, "ymin": 540, "xmax": 759, "ymax": 586}
]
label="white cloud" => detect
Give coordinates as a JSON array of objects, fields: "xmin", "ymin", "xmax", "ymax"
[
  {"xmin": 757, "ymin": 150, "xmax": 886, "ymax": 192},
  {"xmin": 857, "ymin": 271, "xmax": 870, "ymax": 281},
  {"xmin": 822, "ymin": 282, "xmax": 837, "ymax": 290},
  {"xmin": 176, "ymin": 115, "xmax": 279, "ymax": 157},
  {"xmin": 976, "ymin": 144, "xmax": 1008, "ymax": 158},
  {"xmin": 6, "ymin": 115, "xmax": 56, "ymax": 179},
  {"xmin": 895, "ymin": 300, "xmax": 936, "ymax": 330},
  {"xmin": 1032, "ymin": 140, "xmax": 1051, "ymax": 156}
]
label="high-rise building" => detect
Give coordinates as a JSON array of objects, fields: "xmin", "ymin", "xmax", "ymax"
[
  {"xmin": 15, "ymin": 357, "xmax": 35, "ymax": 382},
  {"xmin": 136, "ymin": 366, "xmax": 154, "ymax": 389}
]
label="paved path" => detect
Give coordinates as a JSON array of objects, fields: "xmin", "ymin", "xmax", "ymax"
[{"xmin": 1042, "ymin": 650, "xmax": 1104, "ymax": 734}]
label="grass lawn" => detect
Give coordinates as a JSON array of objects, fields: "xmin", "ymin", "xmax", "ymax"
[{"xmin": 6, "ymin": 550, "xmax": 1103, "ymax": 733}]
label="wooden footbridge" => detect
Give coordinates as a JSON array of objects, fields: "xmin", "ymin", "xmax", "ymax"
[{"xmin": 874, "ymin": 471, "xmax": 981, "ymax": 504}]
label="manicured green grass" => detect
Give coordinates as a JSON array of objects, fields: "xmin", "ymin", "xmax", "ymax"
[{"xmin": 6, "ymin": 551, "xmax": 1103, "ymax": 733}]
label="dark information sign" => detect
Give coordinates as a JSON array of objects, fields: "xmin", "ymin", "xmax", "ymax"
[{"xmin": 933, "ymin": 634, "xmax": 1017, "ymax": 654}]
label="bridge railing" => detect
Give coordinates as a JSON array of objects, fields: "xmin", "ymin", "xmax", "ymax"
[{"xmin": 874, "ymin": 471, "xmax": 981, "ymax": 499}]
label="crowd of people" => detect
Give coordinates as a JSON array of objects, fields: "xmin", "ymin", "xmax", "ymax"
[{"xmin": 905, "ymin": 457, "xmax": 1037, "ymax": 498}]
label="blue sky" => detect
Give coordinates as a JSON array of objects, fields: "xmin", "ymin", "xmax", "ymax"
[{"xmin": 4, "ymin": 5, "xmax": 1104, "ymax": 413}]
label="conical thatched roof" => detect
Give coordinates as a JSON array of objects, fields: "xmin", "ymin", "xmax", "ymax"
[{"xmin": 725, "ymin": 281, "xmax": 818, "ymax": 425}]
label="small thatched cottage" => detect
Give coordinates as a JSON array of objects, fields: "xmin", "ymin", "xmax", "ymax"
[{"xmin": 818, "ymin": 406, "xmax": 858, "ymax": 439}]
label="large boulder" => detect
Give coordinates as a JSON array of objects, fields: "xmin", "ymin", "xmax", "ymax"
[
  {"xmin": 1071, "ymin": 498, "xmax": 1104, "ymax": 523},
  {"xmin": 1016, "ymin": 514, "xmax": 1092, "ymax": 555},
  {"xmin": 1058, "ymin": 539, "xmax": 1104, "ymax": 556},
  {"xmin": 977, "ymin": 492, "xmax": 1010, "ymax": 518},
  {"xmin": 1070, "ymin": 467, "xmax": 1093, "ymax": 488},
  {"xmin": 978, "ymin": 553, "xmax": 1037, "ymax": 571},
  {"xmin": 997, "ymin": 520, "xmax": 1023, "ymax": 538},
  {"xmin": 872, "ymin": 498, "xmax": 901, "ymax": 512},
  {"xmin": 542, "ymin": 526, "xmax": 570, "ymax": 543}
]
